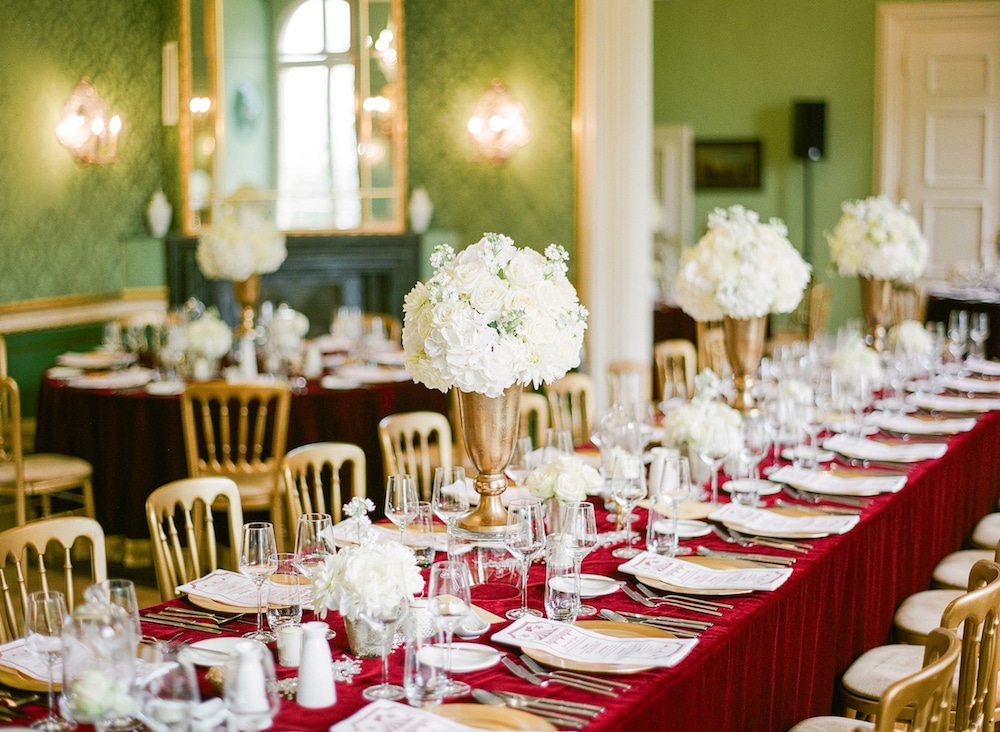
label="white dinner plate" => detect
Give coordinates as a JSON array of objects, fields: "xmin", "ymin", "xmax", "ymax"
[
  {"xmin": 722, "ymin": 520, "xmax": 828, "ymax": 540},
  {"xmin": 722, "ymin": 478, "xmax": 781, "ymax": 497},
  {"xmin": 181, "ymin": 637, "xmax": 264, "ymax": 667},
  {"xmin": 577, "ymin": 574, "xmax": 623, "ymax": 598},
  {"xmin": 780, "ymin": 446, "xmax": 835, "ymax": 463},
  {"xmin": 146, "ymin": 380, "xmax": 185, "ymax": 396},
  {"xmin": 46, "ymin": 366, "xmax": 84, "ymax": 380},
  {"xmin": 417, "ymin": 643, "xmax": 503, "ymax": 673},
  {"xmin": 675, "ymin": 519, "xmax": 712, "ymax": 539}
]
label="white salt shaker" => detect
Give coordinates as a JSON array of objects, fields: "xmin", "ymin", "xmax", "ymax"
[{"xmin": 296, "ymin": 621, "xmax": 337, "ymax": 708}]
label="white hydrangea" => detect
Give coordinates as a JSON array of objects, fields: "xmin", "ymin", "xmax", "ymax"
[
  {"xmin": 402, "ymin": 233, "xmax": 589, "ymax": 398},
  {"xmin": 830, "ymin": 335, "xmax": 883, "ymax": 384},
  {"xmin": 662, "ymin": 396, "xmax": 742, "ymax": 451},
  {"xmin": 888, "ymin": 320, "xmax": 933, "ymax": 356},
  {"xmin": 526, "ymin": 455, "xmax": 603, "ymax": 503},
  {"xmin": 674, "ymin": 206, "xmax": 811, "ymax": 322},
  {"xmin": 827, "ymin": 196, "xmax": 928, "ymax": 282},
  {"xmin": 184, "ymin": 309, "xmax": 232, "ymax": 360},
  {"xmin": 196, "ymin": 204, "xmax": 287, "ymax": 281}
]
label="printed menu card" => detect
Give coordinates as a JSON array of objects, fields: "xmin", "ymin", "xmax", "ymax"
[
  {"xmin": 330, "ymin": 699, "xmax": 479, "ymax": 731},
  {"xmin": 492, "ymin": 615, "xmax": 698, "ymax": 668},
  {"xmin": 768, "ymin": 465, "xmax": 906, "ymax": 496},
  {"xmin": 710, "ymin": 503, "xmax": 859, "ymax": 537},
  {"xmin": 618, "ymin": 552, "xmax": 791, "ymax": 593},
  {"xmin": 0, "ymin": 639, "xmax": 54, "ymax": 681}
]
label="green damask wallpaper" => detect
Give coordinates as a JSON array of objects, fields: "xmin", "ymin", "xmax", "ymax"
[
  {"xmin": 405, "ymin": 0, "xmax": 577, "ymax": 267},
  {"xmin": 0, "ymin": 0, "xmax": 164, "ymax": 304}
]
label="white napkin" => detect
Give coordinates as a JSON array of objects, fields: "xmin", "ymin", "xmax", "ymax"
[
  {"xmin": 823, "ymin": 433, "xmax": 947, "ymax": 462},
  {"xmin": 57, "ymin": 350, "xmax": 137, "ymax": 369},
  {"xmin": 330, "ymin": 518, "xmax": 448, "ymax": 553},
  {"xmin": 937, "ymin": 374, "xmax": 1000, "ymax": 394},
  {"xmin": 867, "ymin": 412, "xmax": 977, "ymax": 436},
  {"xmin": 320, "ymin": 375, "xmax": 363, "ymax": 390},
  {"xmin": 907, "ymin": 392, "xmax": 1000, "ymax": 413},
  {"xmin": 769, "ymin": 465, "xmax": 906, "ymax": 496},
  {"xmin": 176, "ymin": 569, "xmax": 263, "ymax": 608},
  {"xmin": 618, "ymin": 551, "xmax": 791, "ymax": 593},
  {"xmin": 337, "ymin": 365, "xmax": 412, "ymax": 383},
  {"xmin": 709, "ymin": 502, "xmax": 859, "ymax": 536},
  {"xmin": 966, "ymin": 359, "xmax": 1000, "ymax": 377},
  {"xmin": 67, "ymin": 366, "xmax": 156, "ymax": 390},
  {"xmin": 330, "ymin": 699, "xmax": 480, "ymax": 732}
]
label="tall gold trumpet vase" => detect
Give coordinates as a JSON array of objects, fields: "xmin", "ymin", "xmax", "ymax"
[
  {"xmin": 858, "ymin": 276, "xmax": 893, "ymax": 352},
  {"xmin": 232, "ymin": 273, "xmax": 261, "ymax": 337},
  {"xmin": 455, "ymin": 384, "xmax": 523, "ymax": 533},
  {"xmin": 722, "ymin": 315, "xmax": 767, "ymax": 413}
]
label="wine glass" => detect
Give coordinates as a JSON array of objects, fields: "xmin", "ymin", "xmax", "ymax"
[
  {"xmin": 385, "ymin": 474, "xmax": 420, "ymax": 544},
  {"xmin": 503, "ymin": 499, "xmax": 546, "ymax": 619},
  {"xmin": 504, "ymin": 437, "xmax": 535, "ymax": 488},
  {"xmin": 947, "ymin": 310, "xmax": 969, "ymax": 375},
  {"xmin": 543, "ymin": 429, "xmax": 573, "ymax": 463},
  {"xmin": 697, "ymin": 421, "xmax": 734, "ymax": 506},
  {"xmin": 970, "ymin": 312, "xmax": 990, "ymax": 360},
  {"xmin": 293, "ymin": 512, "xmax": 335, "ymax": 580},
  {"xmin": 427, "ymin": 560, "xmax": 473, "ymax": 698},
  {"xmin": 741, "ymin": 413, "xmax": 772, "ymax": 481},
  {"xmin": 239, "ymin": 522, "xmax": 278, "ymax": 642},
  {"xmin": 25, "ymin": 590, "xmax": 73, "ymax": 732},
  {"xmin": 610, "ymin": 454, "xmax": 647, "ymax": 559},
  {"xmin": 559, "ymin": 501, "xmax": 599, "ymax": 616},
  {"xmin": 651, "ymin": 455, "xmax": 693, "ymax": 557},
  {"xmin": 361, "ymin": 597, "xmax": 409, "ymax": 701},
  {"xmin": 431, "ymin": 466, "xmax": 470, "ymax": 528},
  {"xmin": 138, "ymin": 649, "xmax": 200, "ymax": 732}
]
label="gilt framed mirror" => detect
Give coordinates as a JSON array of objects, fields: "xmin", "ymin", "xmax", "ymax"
[{"xmin": 179, "ymin": 0, "xmax": 406, "ymax": 236}]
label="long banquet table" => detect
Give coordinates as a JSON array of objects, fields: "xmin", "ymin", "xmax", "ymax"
[
  {"xmin": 33, "ymin": 375, "xmax": 449, "ymax": 539},
  {"xmin": 13, "ymin": 404, "xmax": 1000, "ymax": 731}
]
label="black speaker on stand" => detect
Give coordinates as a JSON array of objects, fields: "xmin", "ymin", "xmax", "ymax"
[{"xmin": 792, "ymin": 100, "xmax": 826, "ymax": 264}]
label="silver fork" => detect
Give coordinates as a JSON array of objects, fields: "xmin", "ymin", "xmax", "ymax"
[
  {"xmin": 519, "ymin": 653, "xmax": 631, "ymax": 693},
  {"xmin": 774, "ymin": 498, "xmax": 860, "ymax": 516},
  {"xmin": 783, "ymin": 485, "xmax": 871, "ymax": 509},
  {"xmin": 635, "ymin": 582, "xmax": 735, "ymax": 610}
]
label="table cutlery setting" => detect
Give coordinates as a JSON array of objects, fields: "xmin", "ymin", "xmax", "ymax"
[
  {"xmin": 473, "ymin": 689, "xmax": 598, "ymax": 729},
  {"xmin": 696, "ymin": 546, "xmax": 797, "ymax": 567},
  {"xmin": 499, "ymin": 655, "xmax": 623, "ymax": 696},
  {"xmin": 598, "ymin": 609, "xmax": 710, "ymax": 637},
  {"xmin": 713, "ymin": 525, "xmax": 812, "ymax": 554}
]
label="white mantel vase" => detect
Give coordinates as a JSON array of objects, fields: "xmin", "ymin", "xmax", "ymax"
[
  {"xmin": 408, "ymin": 187, "xmax": 433, "ymax": 234},
  {"xmin": 146, "ymin": 190, "xmax": 173, "ymax": 238}
]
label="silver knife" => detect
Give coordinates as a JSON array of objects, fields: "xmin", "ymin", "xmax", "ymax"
[
  {"xmin": 621, "ymin": 584, "xmax": 656, "ymax": 607},
  {"xmin": 497, "ymin": 691, "xmax": 606, "ymax": 717},
  {"xmin": 519, "ymin": 652, "xmax": 632, "ymax": 690},
  {"xmin": 143, "ymin": 615, "xmax": 224, "ymax": 634},
  {"xmin": 697, "ymin": 546, "xmax": 797, "ymax": 566},
  {"xmin": 500, "ymin": 655, "xmax": 545, "ymax": 685}
]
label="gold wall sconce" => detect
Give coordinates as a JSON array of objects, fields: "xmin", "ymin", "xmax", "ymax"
[
  {"xmin": 55, "ymin": 78, "xmax": 122, "ymax": 164},
  {"xmin": 467, "ymin": 80, "xmax": 531, "ymax": 164}
]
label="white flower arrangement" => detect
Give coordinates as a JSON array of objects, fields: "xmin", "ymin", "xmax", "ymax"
[
  {"xmin": 661, "ymin": 369, "xmax": 742, "ymax": 449},
  {"xmin": 826, "ymin": 195, "xmax": 928, "ymax": 282},
  {"xmin": 675, "ymin": 206, "xmax": 811, "ymax": 321},
  {"xmin": 311, "ymin": 498, "xmax": 424, "ymax": 622},
  {"xmin": 402, "ymin": 233, "xmax": 589, "ymax": 398},
  {"xmin": 887, "ymin": 320, "xmax": 933, "ymax": 356},
  {"xmin": 185, "ymin": 308, "xmax": 233, "ymax": 360},
  {"xmin": 267, "ymin": 305, "xmax": 310, "ymax": 357},
  {"xmin": 830, "ymin": 335, "xmax": 883, "ymax": 384},
  {"xmin": 526, "ymin": 455, "xmax": 603, "ymax": 503},
  {"xmin": 65, "ymin": 669, "xmax": 135, "ymax": 720},
  {"xmin": 196, "ymin": 203, "xmax": 287, "ymax": 282}
]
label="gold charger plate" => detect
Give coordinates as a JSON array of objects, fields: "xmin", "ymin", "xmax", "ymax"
[
  {"xmin": 723, "ymin": 507, "xmax": 829, "ymax": 540},
  {"xmin": 431, "ymin": 703, "xmax": 556, "ymax": 730},
  {"xmin": 635, "ymin": 555, "xmax": 759, "ymax": 597},
  {"xmin": 638, "ymin": 498, "xmax": 714, "ymax": 520},
  {"xmin": 186, "ymin": 594, "xmax": 257, "ymax": 615},
  {"xmin": 523, "ymin": 619, "xmax": 672, "ymax": 674},
  {"xmin": 0, "ymin": 665, "xmax": 52, "ymax": 692}
]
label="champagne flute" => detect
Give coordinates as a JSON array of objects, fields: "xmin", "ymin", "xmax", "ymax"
[
  {"xmin": 559, "ymin": 501, "xmax": 599, "ymax": 616},
  {"xmin": 610, "ymin": 454, "xmax": 647, "ymax": 559},
  {"xmin": 697, "ymin": 421, "xmax": 733, "ymax": 506},
  {"xmin": 293, "ymin": 512, "xmax": 335, "ymax": 580},
  {"xmin": 427, "ymin": 560, "xmax": 473, "ymax": 698},
  {"xmin": 361, "ymin": 597, "xmax": 409, "ymax": 701},
  {"xmin": 431, "ymin": 466, "xmax": 470, "ymax": 528},
  {"xmin": 504, "ymin": 437, "xmax": 535, "ymax": 488},
  {"xmin": 503, "ymin": 499, "xmax": 546, "ymax": 620},
  {"xmin": 385, "ymin": 474, "xmax": 420, "ymax": 544},
  {"xmin": 239, "ymin": 522, "xmax": 278, "ymax": 642},
  {"xmin": 25, "ymin": 590, "xmax": 73, "ymax": 732}
]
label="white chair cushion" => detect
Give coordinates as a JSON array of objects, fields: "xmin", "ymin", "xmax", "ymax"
[
  {"xmin": 893, "ymin": 588, "xmax": 964, "ymax": 640},
  {"xmin": 971, "ymin": 512, "xmax": 1000, "ymax": 550},
  {"xmin": 932, "ymin": 549, "xmax": 993, "ymax": 590},
  {"xmin": 840, "ymin": 644, "xmax": 928, "ymax": 700},
  {"xmin": 789, "ymin": 718, "xmax": 874, "ymax": 732},
  {"xmin": 0, "ymin": 454, "xmax": 92, "ymax": 486}
]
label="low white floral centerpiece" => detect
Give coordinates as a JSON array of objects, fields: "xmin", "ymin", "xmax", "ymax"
[
  {"xmin": 311, "ymin": 498, "xmax": 423, "ymax": 655},
  {"xmin": 196, "ymin": 201, "xmax": 287, "ymax": 282},
  {"xmin": 888, "ymin": 320, "xmax": 933, "ymax": 356},
  {"xmin": 526, "ymin": 455, "xmax": 603, "ymax": 504},
  {"xmin": 184, "ymin": 308, "xmax": 232, "ymax": 379},
  {"xmin": 826, "ymin": 195, "xmax": 928, "ymax": 282},
  {"xmin": 675, "ymin": 205, "xmax": 811, "ymax": 322},
  {"xmin": 662, "ymin": 370, "xmax": 741, "ymax": 483},
  {"xmin": 402, "ymin": 233, "xmax": 588, "ymax": 398},
  {"xmin": 830, "ymin": 334, "xmax": 883, "ymax": 384}
]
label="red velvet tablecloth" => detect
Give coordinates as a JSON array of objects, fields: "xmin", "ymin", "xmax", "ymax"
[
  {"xmin": 33, "ymin": 376, "xmax": 449, "ymax": 538},
  {"xmin": 16, "ymin": 409, "xmax": 1000, "ymax": 731}
]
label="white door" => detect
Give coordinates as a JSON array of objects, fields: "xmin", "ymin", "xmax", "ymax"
[{"xmin": 877, "ymin": 2, "xmax": 1000, "ymax": 278}]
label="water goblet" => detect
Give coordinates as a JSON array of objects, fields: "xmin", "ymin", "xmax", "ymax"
[
  {"xmin": 741, "ymin": 413, "xmax": 772, "ymax": 481},
  {"xmin": 293, "ymin": 512, "xmax": 335, "ymax": 580},
  {"xmin": 503, "ymin": 499, "xmax": 546, "ymax": 619},
  {"xmin": 25, "ymin": 590, "xmax": 74, "ymax": 732},
  {"xmin": 361, "ymin": 596, "xmax": 409, "ymax": 701},
  {"xmin": 558, "ymin": 501, "xmax": 599, "ymax": 615},
  {"xmin": 239, "ymin": 522, "xmax": 278, "ymax": 642},
  {"xmin": 427, "ymin": 560, "xmax": 473, "ymax": 698},
  {"xmin": 431, "ymin": 466, "xmax": 470, "ymax": 528},
  {"xmin": 544, "ymin": 540, "xmax": 580, "ymax": 622},
  {"xmin": 267, "ymin": 553, "xmax": 304, "ymax": 633},
  {"xmin": 610, "ymin": 453, "xmax": 647, "ymax": 559},
  {"xmin": 648, "ymin": 455, "xmax": 693, "ymax": 556},
  {"xmin": 138, "ymin": 649, "xmax": 200, "ymax": 732},
  {"xmin": 385, "ymin": 474, "xmax": 420, "ymax": 544},
  {"xmin": 504, "ymin": 437, "xmax": 535, "ymax": 488},
  {"xmin": 697, "ymin": 421, "xmax": 734, "ymax": 506},
  {"xmin": 96, "ymin": 579, "xmax": 143, "ymax": 732}
]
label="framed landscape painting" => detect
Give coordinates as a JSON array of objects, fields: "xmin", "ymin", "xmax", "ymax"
[{"xmin": 694, "ymin": 140, "xmax": 761, "ymax": 189}]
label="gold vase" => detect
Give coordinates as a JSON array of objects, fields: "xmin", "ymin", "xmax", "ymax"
[
  {"xmin": 343, "ymin": 616, "xmax": 382, "ymax": 658},
  {"xmin": 455, "ymin": 385, "xmax": 523, "ymax": 533},
  {"xmin": 858, "ymin": 276, "xmax": 893, "ymax": 352},
  {"xmin": 232, "ymin": 273, "xmax": 261, "ymax": 336},
  {"xmin": 722, "ymin": 315, "xmax": 767, "ymax": 413}
]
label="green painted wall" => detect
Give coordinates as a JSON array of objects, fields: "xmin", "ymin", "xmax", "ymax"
[
  {"xmin": 653, "ymin": 0, "xmax": 966, "ymax": 331},
  {"xmin": 405, "ymin": 0, "xmax": 577, "ymax": 270}
]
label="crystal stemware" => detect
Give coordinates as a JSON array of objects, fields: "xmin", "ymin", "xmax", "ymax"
[
  {"xmin": 970, "ymin": 312, "xmax": 990, "ymax": 360},
  {"xmin": 503, "ymin": 437, "xmax": 535, "ymax": 488},
  {"xmin": 239, "ymin": 522, "xmax": 278, "ymax": 643},
  {"xmin": 741, "ymin": 413, "xmax": 772, "ymax": 481},
  {"xmin": 25, "ymin": 590, "xmax": 74, "ymax": 732},
  {"xmin": 610, "ymin": 454, "xmax": 647, "ymax": 559},
  {"xmin": 427, "ymin": 560, "xmax": 473, "ymax": 698},
  {"xmin": 293, "ymin": 512, "xmax": 335, "ymax": 580},
  {"xmin": 431, "ymin": 466, "xmax": 470, "ymax": 528},
  {"xmin": 361, "ymin": 597, "xmax": 409, "ymax": 701},
  {"xmin": 651, "ymin": 455, "xmax": 694, "ymax": 557},
  {"xmin": 503, "ymin": 498, "xmax": 546, "ymax": 619},
  {"xmin": 558, "ymin": 501, "xmax": 599, "ymax": 615},
  {"xmin": 385, "ymin": 474, "xmax": 420, "ymax": 544}
]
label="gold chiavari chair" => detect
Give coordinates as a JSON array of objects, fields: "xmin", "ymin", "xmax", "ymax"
[
  {"xmin": 378, "ymin": 411, "xmax": 453, "ymax": 501},
  {"xmin": 282, "ymin": 442, "xmax": 366, "ymax": 528}
]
